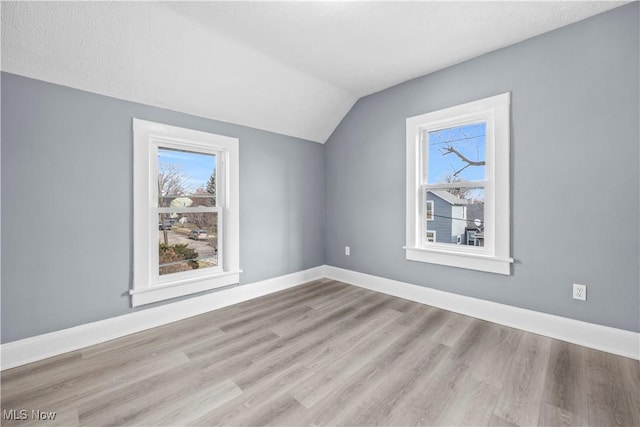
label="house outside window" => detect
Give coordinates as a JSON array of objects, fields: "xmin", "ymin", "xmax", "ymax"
[
  {"xmin": 405, "ymin": 93, "xmax": 512, "ymax": 274},
  {"xmin": 132, "ymin": 119, "xmax": 240, "ymax": 306}
]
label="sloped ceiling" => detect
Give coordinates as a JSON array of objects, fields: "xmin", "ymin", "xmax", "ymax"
[{"xmin": 1, "ymin": 1, "xmax": 626, "ymax": 143}]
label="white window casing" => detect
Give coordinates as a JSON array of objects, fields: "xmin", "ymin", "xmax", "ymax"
[
  {"xmin": 132, "ymin": 119, "xmax": 240, "ymax": 306},
  {"xmin": 405, "ymin": 93, "xmax": 512, "ymax": 274}
]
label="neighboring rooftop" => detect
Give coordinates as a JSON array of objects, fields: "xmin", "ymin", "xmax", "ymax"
[{"xmin": 429, "ymin": 190, "xmax": 468, "ymax": 206}]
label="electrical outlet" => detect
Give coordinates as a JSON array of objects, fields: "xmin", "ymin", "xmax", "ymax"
[
  {"xmin": 345, "ymin": 246, "xmax": 350, "ymax": 256},
  {"xmin": 573, "ymin": 283, "xmax": 586, "ymax": 301}
]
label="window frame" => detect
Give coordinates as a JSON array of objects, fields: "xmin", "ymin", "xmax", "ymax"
[
  {"xmin": 405, "ymin": 93, "xmax": 512, "ymax": 275},
  {"xmin": 132, "ymin": 119, "xmax": 240, "ymax": 306},
  {"xmin": 154, "ymin": 142, "xmax": 223, "ymax": 280}
]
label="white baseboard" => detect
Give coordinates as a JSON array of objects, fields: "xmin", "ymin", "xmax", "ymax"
[
  {"xmin": 325, "ymin": 266, "xmax": 639, "ymax": 360},
  {"xmin": 0, "ymin": 266, "xmax": 326, "ymax": 370},
  {"xmin": 3, "ymin": 264, "xmax": 637, "ymax": 370}
]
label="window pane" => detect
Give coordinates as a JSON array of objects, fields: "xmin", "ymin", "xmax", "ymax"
[
  {"xmin": 426, "ymin": 122, "xmax": 486, "ymax": 184},
  {"xmin": 425, "ymin": 188, "xmax": 485, "ymax": 246},
  {"xmin": 158, "ymin": 148, "xmax": 217, "ymax": 207},
  {"xmin": 158, "ymin": 212, "xmax": 219, "ymax": 275}
]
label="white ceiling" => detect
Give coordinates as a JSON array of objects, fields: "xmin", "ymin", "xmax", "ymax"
[{"xmin": 1, "ymin": 1, "xmax": 626, "ymax": 143}]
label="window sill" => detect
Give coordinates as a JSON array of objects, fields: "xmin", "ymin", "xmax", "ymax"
[
  {"xmin": 130, "ymin": 270, "xmax": 241, "ymax": 307},
  {"xmin": 404, "ymin": 246, "xmax": 512, "ymax": 275}
]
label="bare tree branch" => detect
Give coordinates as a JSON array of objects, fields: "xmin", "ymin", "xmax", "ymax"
[
  {"xmin": 440, "ymin": 145, "xmax": 485, "ymax": 166},
  {"xmin": 440, "ymin": 145, "xmax": 485, "ymax": 176},
  {"xmin": 441, "ymin": 174, "xmax": 471, "ymax": 199},
  {"xmin": 452, "ymin": 163, "xmax": 473, "ymax": 177},
  {"xmin": 157, "ymin": 164, "xmax": 189, "ymax": 245},
  {"xmin": 158, "ymin": 164, "xmax": 188, "ymax": 205}
]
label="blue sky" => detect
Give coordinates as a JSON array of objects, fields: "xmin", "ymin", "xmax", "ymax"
[
  {"xmin": 158, "ymin": 148, "xmax": 216, "ymax": 192},
  {"xmin": 427, "ymin": 122, "xmax": 486, "ymax": 184}
]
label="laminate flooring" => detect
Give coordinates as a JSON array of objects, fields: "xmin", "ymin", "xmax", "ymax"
[{"xmin": 2, "ymin": 279, "xmax": 638, "ymax": 426}]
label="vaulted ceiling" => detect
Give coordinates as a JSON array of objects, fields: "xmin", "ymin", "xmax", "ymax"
[{"xmin": 1, "ymin": 1, "xmax": 626, "ymax": 143}]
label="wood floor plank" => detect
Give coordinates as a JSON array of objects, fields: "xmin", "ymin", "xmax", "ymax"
[
  {"xmin": 584, "ymin": 348, "xmax": 637, "ymax": 426},
  {"xmin": 80, "ymin": 312, "xmax": 223, "ymax": 360},
  {"xmin": 287, "ymin": 307, "xmax": 452, "ymax": 426},
  {"xmin": 77, "ymin": 354, "xmax": 199, "ymax": 425},
  {"xmin": 231, "ymin": 304, "xmax": 370, "ymax": 390},
  {"xmin": 2, "ymin": 350, "xmax": 191, "ymax": 410},
  {"xmin": 2, "ymin": 279, "xmax": 638, "ymax": 427},
  {"xmin": 182, "ymin": 279, "xmax": 342, "ymax": 327},
  {"xmin": 448, "ymin": 319, "xmax": 505, "ymax": 367},
  {"xmin": 229, "ymin": 279, "xmax": 347, "ymax": 315},
  {"xmin": 138, "ymin": 379, "xmax": 243, "ymax": 426},
  {"xmin": 187, "ymin": 301, "xmax": 363, "ymax": 391},
  {"xmin": 268, "ymin": 290, "xmax": 368, "ymax": 337},
  {"xmin": 383, "ymin": 357, "xmax": 474, "ymax": 426},
  {"xmin": 435, "ymin": 379, "xmax": 500, "ymax": 426},
  {"xmin": 5, "ymin": 351, "xmax": 191, "ymax": 422},
  {"xmin": 216, "ymin": 304, "xmax": 312, "ymax": 333},
  {"xmin": 539, "ymin": 340, "xmax": 588, "ymax": 426},
  {"xmin": 300, "ymin": 307, "xmax": 403, "ymax": 373},
  {"xmin": 487, "ymin": 413, "xmax": 519, "ymax": 426},
  {"xmin": 304, "ymin": 283, "xmax": 368, "ymax": 311},
  {"xmin": 619, "ymin": 355, "xmax": 640, "ymax": 422},
  {"xmin": 1, "ymin": 351, "xmax": 82, "ymax": 384},
  {"xmin": 429, "ymin": 310, "xmax": 474, "ymax": 347},
  {"xmin": 467, "ymin": 324, "xmax": 522, "ymax": 389},
  {"xmin": 183, "ymin": 326, "xmax": 279, "ymax": 361},
  {"xmin": 337, "ymin": 341, "xmax": 451, "ymax": 426},
  {"xmin": 188, "ymin": 332, "xmax": 283, "ymax": 383},
  {"xmin": 493, "ymin": 331, "xmax": 552, "ymax": 426},
  {"xmin": 223, "ymin": 392, "xmax": 306, "ymax": 427},
  {"xmin": 539, "ymin": 402, "xmax": 583, "ymax": 427},
  {"xmin": 214, "ymin": 282, "xmax": 347, "ymax": 332},
  {"xmin": 81, "ymin": 321, "xmax": 225, "ymax": 364},
  {"xmin": 191, "ymin": 363, "xmax": 315, "ymax": 426},
  {"xmin": 289, "ymin": 312, "xmax": 408, "ymax": 408}
]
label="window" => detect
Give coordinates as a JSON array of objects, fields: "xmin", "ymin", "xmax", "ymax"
[
  {"xmin": 132, "ymin": 119, "xmax": 240, "ymax": 306},
  {"xmin": 467, "ymin": 230, "xmax": 478, "ymax": 246},
  {"xmin": 426, "ymin": 200, "xmax": 434, "ymax": 221},
  {"xmin": 405, "ymin": 93, "xmax": 512, "ymax": 274}
]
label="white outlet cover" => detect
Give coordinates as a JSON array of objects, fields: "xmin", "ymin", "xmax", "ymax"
[{"xmin": 573, "ymin": 283, "xmax": 587, "ymax": 301}]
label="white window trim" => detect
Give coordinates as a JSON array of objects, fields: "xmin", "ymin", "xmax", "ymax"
[
  {"xmin": 405, "ymin": 93, "xmax": 512, "ymax": 275},
  {"xmin": 132, "ymin": 119, "xmax": 240, "ymax": 306}
]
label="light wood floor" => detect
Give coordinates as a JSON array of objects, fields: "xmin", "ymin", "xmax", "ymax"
[{"xmin": 2, "ymin": 279, "xmax": 638, "ymax": 426}]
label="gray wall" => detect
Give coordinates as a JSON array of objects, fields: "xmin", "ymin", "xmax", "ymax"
[
  {"xmin": 2, "ymin": 4, "xmax": 638, "ymax": 344},
  {"xmin": 324, "ymin": 4, "xmax": 639, "ymax": 332},
  {"xmin": 1, "ymin": 73, "xmax": 325, "ymax": 343}
]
